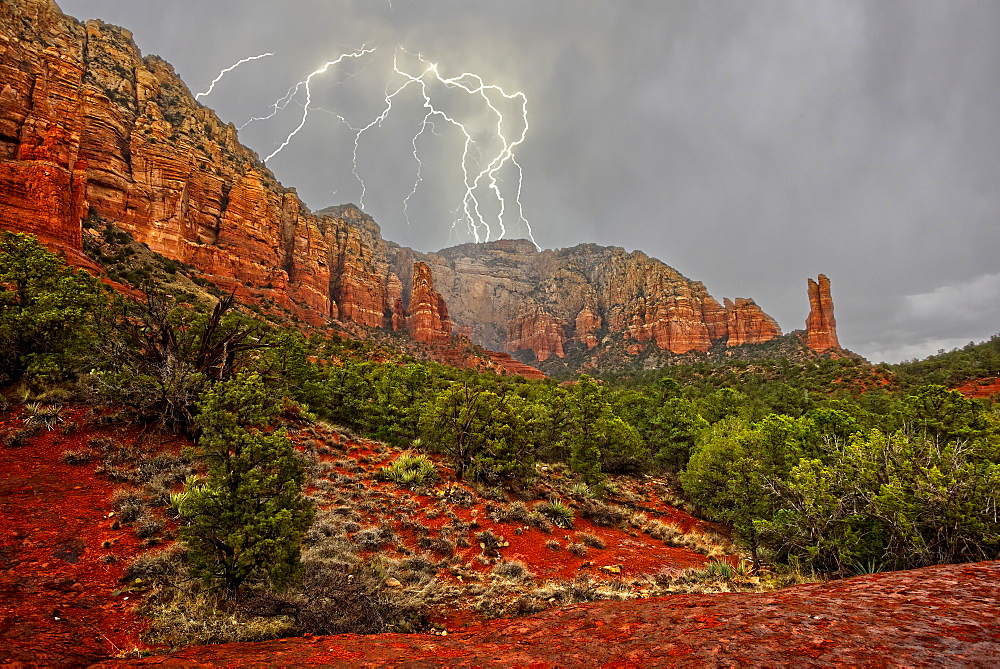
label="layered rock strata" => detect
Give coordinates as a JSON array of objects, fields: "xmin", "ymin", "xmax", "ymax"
[
  {"xmin": 407, "ymin": 262, "xmax": 452, "ymax": 344},
  {"xmin": 806, "ymin": 274, "xmax": 840, "ymax": 351},
  {"xmin": 394, "ymin": 241, "xmax": 783, "ymax": 362},
  {"xmin": 0, "ymin": 1, "xmax": 416, "ymax": 330},
  {"xmin": 724, "ymin": 298, "xmax": 782, "ymax": 348}
]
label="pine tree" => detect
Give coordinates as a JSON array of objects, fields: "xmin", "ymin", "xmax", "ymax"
[
  {"xmin": 0, "ymin": 232, "xmax": 103, "ymax": 384},
  {"xmin": 177, "ymin": 372, "xmax": 314, "ymax": 594}
]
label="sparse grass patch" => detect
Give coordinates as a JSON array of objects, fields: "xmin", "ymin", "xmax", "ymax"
[
  {"xmin": 491, "ymin": 560, "xmax": 533, "ymax": 582},
  {"xmin": 61, "ymin": 447, "xmax": 97, "ymax": 465},
  {"xmin": 110, "ymin": 488, "xmax": 147, "ymax": 524}
]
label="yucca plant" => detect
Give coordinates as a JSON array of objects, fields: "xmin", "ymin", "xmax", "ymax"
[
  {"xmin": 732, "ymin": 559, "xmax": 756, "ymax": 579},
  {"xmin": 536, "ymin": 501, "xmax": 575, "ymax": 529},
  {"xmin": 380, "ymin": 452, "xmax": 437, "ymax": 487},
  {"xmin": 23, "ymin": 402, "xmax": 63, "ymax": 430},
  {"xmin": 702, "ymin": 559, "xmax": 734, "ymax": 580}
]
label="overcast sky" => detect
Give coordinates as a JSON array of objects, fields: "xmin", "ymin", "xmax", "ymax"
[{"xmin": 57, "ymin": 0, "xmax": 1000, "ymax": 363}]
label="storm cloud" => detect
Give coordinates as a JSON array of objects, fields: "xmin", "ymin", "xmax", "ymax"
[{"xmin": 56, "ymin": 0, "xmax": 1000, "ymax": 362}]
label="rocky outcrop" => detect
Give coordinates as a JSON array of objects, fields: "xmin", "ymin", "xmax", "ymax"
[
  {"xmin": 724, "ymin": 298, "xmax": 782, "ymax": 347},
  {"xmin": 806, "ymin": 274, "xmax": 840, "ymax": 351},
  {"xmin": 508, "ymin": 304, "xmax": 566, "ymax": 362},
  {"xmin": 394, "ymin": 241, "xmax": 783, "ymax": 363},
  {"xmin": 407, "ymin": 262, "xmax": 451, "ymax": 344}
]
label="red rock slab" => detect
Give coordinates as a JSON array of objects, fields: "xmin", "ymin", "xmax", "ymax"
[{"xmin": 99, "ymin": 560, "xmax": 1000, "ymax": 667}]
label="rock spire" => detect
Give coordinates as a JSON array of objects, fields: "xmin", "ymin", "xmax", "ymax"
[{"xmin": 806, "ymin": 274, "xmax": 840, "ymax": 351}]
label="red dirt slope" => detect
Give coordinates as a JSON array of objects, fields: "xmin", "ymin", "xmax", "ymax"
[
  {"xmin": 0, "ymin": 408, "xmax": 156, "ymax": 666},
  {"xmin": 102, "ymin": 560, "xmax": 1000, "ymax": 667},
  {"xmin": 955, "ymin": 377, "xmax": 1000, "ymax": 399}
]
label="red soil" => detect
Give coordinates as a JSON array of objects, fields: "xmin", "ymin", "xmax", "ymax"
[
  {"xmin": 0, "ymin": 407, "xmax": 159, "ymax": 666},
  {"xmin": 319, "ymin": 437, "xmax": 713, "ymax": 592},
  {"xmin": 4, "ymin": 409, "xmax": 1000, "ymax": 666},
  {"xmin": 955, "ymin": 377, "xmax": 1000, "ymax": 399},
  {"xmin": 98, "ymin": 560, "xmax": 1000, "ymax": 667}
]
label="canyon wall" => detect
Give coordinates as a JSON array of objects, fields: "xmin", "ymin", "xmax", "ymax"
[
  {"xmin": 394, "ymin": 241, "xmax": 783, "ymax": 363},
  {"xmin": 0, "ymin": 0, "xmax": 838, "ymax": 374}
]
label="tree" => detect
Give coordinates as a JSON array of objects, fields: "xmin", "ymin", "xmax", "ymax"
[
  {"xmin": 95, "ymin": 290, "xmax": 266, "ymax": 432},
  {"xmin": 176, "ymin": 373, "xmax": 314, "ymax": 594},
  {"xmin": 648, "ymin": 398, "xmax": 709, "ymax": 471},
  {"xmin": 681, "ymin": 418, "xmax": 774, "ymax": 568},
  {"xmin": 419, "ymin": 381, "xmax": 533, "ymax": 482},
  {"xmin": 903, "ymin": 384, "xmax": 992, "ymax": 443},
  {"xmin": 0, "ymin": 232, "xmax": 104, "ymax": 384},
  {"xmin": 561, "ymin": 375, "xmax": 648, "ymax": 483}
]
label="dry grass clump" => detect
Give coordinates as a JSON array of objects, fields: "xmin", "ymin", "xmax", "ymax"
[
  {"xmin": 1, "ymin": 424, "xmax": 42, "ymax": 448},
  {"xmin": 352, "ymin": 524, "xmax": 398, "ymax": 551},
  {"xmin": 491, "ymin": 560, "xmax": 534, "ymax": 582},
  {"xmin": 127, "ymin": 528, "xmax": 446, "ymax": 647},
  {"xmin": 61, "ymin": 447, "xmax": 97, "ymax": 465},
  {"xmin": 472, "ymin": 575, "xmax": 605, "ymax": 619},
  {"xmin": 575, "ymin": 532, "xmax": 606, "ymax": 549},
  {"xmin": 638, "ymin": 518, "xmax": 731, "ymax": 558},
  {"xmin": 110, "ymin": 488, "xmax": 147, "ymax": 524},
  {"xmin": 577, "ymin": 499, "xmax": 631, "ymax": 527}
]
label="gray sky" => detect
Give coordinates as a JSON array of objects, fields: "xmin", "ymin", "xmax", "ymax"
[{"xmin": 57, "ymin": 0, "xmax": 1000, "ymax": 363}]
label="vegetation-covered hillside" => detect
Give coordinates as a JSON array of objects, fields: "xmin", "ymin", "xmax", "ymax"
[
  {"xmin": 890, "ymin": 335, "xmax": 1000, "ymax": 387},
  {"xmin": 2, "ymin": 228, "xmax": 999, "ymax": 654}
]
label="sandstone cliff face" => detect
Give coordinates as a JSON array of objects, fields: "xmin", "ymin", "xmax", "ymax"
[
  {"xmin": 806, "ymin": 274, "xmax": 840, "ymax": 351},
  {"xmin": 0, "ymin": 1, "xmax": 400, "ymax": 328},
  {"xmin": 394, "ymin": 241, "xmax": 783, "ymax": 363},
  {"xmin": 724, "ymin": 298, "xmax": 782, "ymax": 347}
]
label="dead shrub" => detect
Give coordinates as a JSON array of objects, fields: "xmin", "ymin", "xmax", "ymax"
[{"xmin": 576, "ymin": 532, "xmax": 606, "ymax": 549}]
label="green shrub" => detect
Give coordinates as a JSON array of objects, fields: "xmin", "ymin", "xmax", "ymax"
[
  {"xmin": 535, "ymin": 501, "xmax": 575, "ymax": 529},
  {"xmin": 0, "ymin": 232, "xmax": 105, "ymax": 385},
  {"xmin": 379, "ymin": 452, "xmax": 438, "ymax": 487},
  {"xmin": 177, "ymin": 373, "xmax": 314, "ymax": 593}
]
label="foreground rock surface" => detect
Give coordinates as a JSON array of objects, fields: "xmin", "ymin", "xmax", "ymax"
[{"xmin": 102, "ymin": 561, "xmax": 1000, "ymax": 667}]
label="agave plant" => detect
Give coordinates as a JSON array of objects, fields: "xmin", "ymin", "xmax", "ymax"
[
  {"xmin": 22, "ymin": 402, "xmax": 63, "ymax": 430},
  {"xmin": 380, "ymin": 452, "xmax": 437, "ymax": 487},
  {"xmin": 536, "ymin": 500, "xmax": 575, "ymax": 529}
]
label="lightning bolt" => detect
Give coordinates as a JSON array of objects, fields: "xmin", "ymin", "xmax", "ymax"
[
  {"xmin": 350, "ymin": 49, "xmax": 537, "ymax": 247},
  {"xmin": 195, "ymin": 52, "xmax": 274, "ymax": 100},
  {"xmin": 225, "ymin": 46, "xmax": 538, "ymax": 249},
  {"xmin": 263, "ymin": 46, "xmax": 376, "ymax": 164}
]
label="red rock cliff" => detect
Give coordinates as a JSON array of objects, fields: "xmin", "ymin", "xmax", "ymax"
[
  {"xmin": 392, "ymin": 241, "xmax": 783, "ymax": 364},
  {"xmin": 0, "ymin": 0, "xmax": 407, "ymax": 328},
  {"xmin": 0, "ymin": 0, "xmax": 794, "ymax": 373},
  {"xmin": 806, "ymin": 274, "xmax": 840, "ymax": 351},
  {"xmin": 724, "ymin": 298, "xmax": 782, "ymax": 347}
]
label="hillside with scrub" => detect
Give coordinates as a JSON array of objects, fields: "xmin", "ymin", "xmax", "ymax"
[{"xmin": 2, "ymin": 227, "xmax": 1000, "ymax": 664}]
